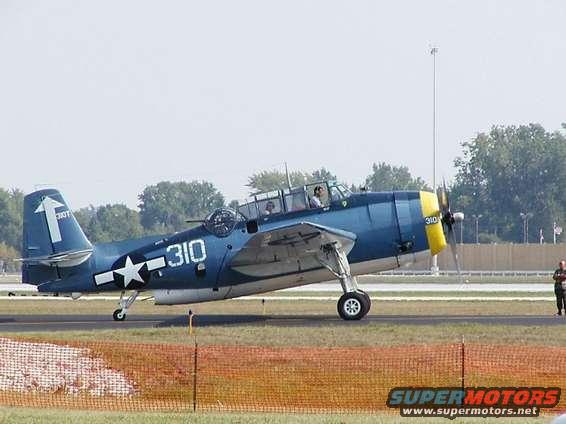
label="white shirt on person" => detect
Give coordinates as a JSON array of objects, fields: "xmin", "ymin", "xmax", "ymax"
[{"xmin": 310, "ymin": 196, "xmax": 322, "ymax": 208}]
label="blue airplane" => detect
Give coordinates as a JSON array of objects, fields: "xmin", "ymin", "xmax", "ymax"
[{"xmin": 20, "ymin": 181, "xmax": 462, "ymax": 321}]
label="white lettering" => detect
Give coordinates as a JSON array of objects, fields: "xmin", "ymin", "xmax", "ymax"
[
  {"xmin": 166, "ymin": 239, "xmax": 207, "ymax": 267},
  {"xmin": 188, "ymin": 239, "xmax": 207, "ymax": 263},
  {"xmin": 166, "ymin": 244, "xmax": 183, "ymax": 267},
  {"xmin": 56, "ymin": 210, "xmax": 72, "ymax": 220}
]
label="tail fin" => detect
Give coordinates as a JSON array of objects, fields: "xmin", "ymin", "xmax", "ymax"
[{"xmin": 21, "ymin": 189, "xmax": 92, "ymax": 284}]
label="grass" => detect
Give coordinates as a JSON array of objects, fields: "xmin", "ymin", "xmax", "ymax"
[
  {"xmin": 0, "ymin": 296, "xmax": 562, "ymax": 421},
  {"xmin": 0, "ymin": 407, "xmax": 551, "ymax": 423},
  {"xmin": 0, "ymin": 297, "xmax": 557, "ymax": 315},
  {"xmin": 0, "ymin": 297, "xmax": 561, "ymax": 347},
  {"xmin": 4, "ymin": 321, "xmax": 566, "ymax": 347}
]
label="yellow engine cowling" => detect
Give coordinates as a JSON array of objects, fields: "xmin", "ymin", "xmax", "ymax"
[{"xmin": 419, "ymin": 191, "xmax": 447, "ymax": 256}]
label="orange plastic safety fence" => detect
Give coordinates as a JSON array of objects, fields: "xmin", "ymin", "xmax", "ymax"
[
  {"xmin": 0, "ymin": 337, "xmax": 195, "ymax": 412},
  {"xmin": 0, "ymin": 337, "xmax": 563, "ymax": 413},
  {"xmin": 195, "ymin": 344, "xmax": 461, "ymax": 413}
]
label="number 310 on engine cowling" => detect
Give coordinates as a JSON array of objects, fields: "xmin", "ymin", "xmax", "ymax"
[{"xmin": 166, "ymin": 240, "xmax": 207, "ymax": 268}]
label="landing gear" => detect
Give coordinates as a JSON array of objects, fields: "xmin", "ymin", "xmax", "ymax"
[
  {"xmin": 318, "ymin": 242, "xmax": 371, "ymax": 320},
  {"xmin": 337, "ymin": 292, "xmax": 370, "ymax": 320},
  {"xmin": 358, "ymin": 290, "xmax": 372, "ymax": 314},
  {"xmin": 113, "ymin": 309, "xmax": 126, "ymax": 321},
  {"xmin": 112, "ymin": 290, "xmax": 139, "ymax": 321}
]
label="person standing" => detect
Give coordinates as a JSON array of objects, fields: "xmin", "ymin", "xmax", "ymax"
[{"xmin": 553, "ymin": 261, "xmax": 566, "ymax": 315}]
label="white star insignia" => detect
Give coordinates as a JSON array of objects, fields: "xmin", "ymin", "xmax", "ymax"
[{"xmin": 114, "ymin": 256, "xmax": 145, "ymax": 288}]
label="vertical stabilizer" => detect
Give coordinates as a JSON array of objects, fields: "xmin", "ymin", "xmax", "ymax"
[{"xmin": 22, "ymin": 189, "xmax": 92, "ymax": 284}]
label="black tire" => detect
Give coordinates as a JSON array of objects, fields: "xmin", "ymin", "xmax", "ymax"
[
  {"xmin": 113, "ymin": 309, "xmax": 126, "ymax": 321},
  {"xmin": 358, "ymin": 290, "xmax": 372, "ymax": 316},
  {"xmin": 337, "ymin": 292, "xmax": 369, "ymax": 320}
]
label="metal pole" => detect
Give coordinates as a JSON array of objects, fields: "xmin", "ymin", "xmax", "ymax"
[
  {"xmin": 461, "ymin": 335, "xmax": 465, "ymax": 391},
  {"xmin": 475, "ymin": 218, "xmax": 479, "ymax": 244},
  {"xmin": 193, "ymin": 342, "xmax": 198, "ymax": 412},
  {"xmin": 431, "ymin": 46, "xmax": 437, "ymax": 192},
  {"xmin": 284, "ymin": 162, "xmax": 292, "ymax": 191},
  {"xmin": 526, "ymin": 217, "xmax": 529, "ymax": 244},
  {"xmin": 523, "ymin": 217, "xmax": 527, "ymax": 243},
  {"xmin": 430, "ymin": 46, "xmax": 439, "ymax": 275},
  {"xmin": 523, "ymin": 217, "xmax": 527, "ymax": 244}
]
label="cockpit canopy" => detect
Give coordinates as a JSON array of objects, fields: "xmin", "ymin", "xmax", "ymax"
[{"xmin": 238, "ymin": 180, "xmax": 352, "ymax": 220}]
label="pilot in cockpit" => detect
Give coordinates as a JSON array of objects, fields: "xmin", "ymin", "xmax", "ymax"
[
  {"xmin": 264, "ymin": 201, "xmax": 275, "ymax": 215},
  {"xmin": 309, "ymin": 185, "xmax": 325, "ymax": 208}
]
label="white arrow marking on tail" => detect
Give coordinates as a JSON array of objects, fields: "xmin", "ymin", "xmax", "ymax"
[{"xmin": 34, "ymin": 196, "xmax": 66, "ymax": 243}]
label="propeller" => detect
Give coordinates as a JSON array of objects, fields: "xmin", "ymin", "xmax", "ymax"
[{"xmin": 437, "ymin": 181, "xmax": 464, "ymax": 282}]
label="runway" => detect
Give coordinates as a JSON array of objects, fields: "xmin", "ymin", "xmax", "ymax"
[
  {"xmin": 0, "ymin": 313, "xmax": 564, "ymax": 332},
  {"xmin": 0, "ymin": 282, "xmax": 555, "ymax": 293}
]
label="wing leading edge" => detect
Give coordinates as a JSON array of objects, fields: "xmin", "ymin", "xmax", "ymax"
[{"xmin": 229, "ymin": 222, "xmax": 356, "ymax": 277}]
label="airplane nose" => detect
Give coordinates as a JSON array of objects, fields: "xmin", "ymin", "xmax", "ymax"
[{"xmin": 419, "ymin": 191, "xmax": 447, "ymax": 255}]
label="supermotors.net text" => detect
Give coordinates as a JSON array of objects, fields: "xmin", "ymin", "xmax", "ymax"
[
  {"xmin": 387, "ymin": 387, "xmax": 560, "ymax": 419},
  {"xmin": 401, "ymin": 405, "xmax": 538, "ymax": 419}
]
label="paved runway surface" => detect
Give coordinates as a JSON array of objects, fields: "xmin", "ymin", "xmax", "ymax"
[
  {"xmin": 0, "ymin": 314, "xmax": 564, "ymax": 332},
  {"xmin": 0, "ymin": 282, "xmax": 555, "ymax": 293}
]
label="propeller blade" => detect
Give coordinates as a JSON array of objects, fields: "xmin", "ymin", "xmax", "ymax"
[
  {"xmin": 437, "ymin": 183, "xmax": 449, "ymax": 213},
  {"xmin": 442, "ymin": 179, "xmax": 450, "ymax": 211},
  {"xmin": 447, "ymin": 224, "xmax": 463, "ymax": 283},
  {"xmin": 436, "ymin": 182, "xmax": 464, "ymax": 283}
]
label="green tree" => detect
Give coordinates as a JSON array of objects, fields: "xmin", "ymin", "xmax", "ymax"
[
  {"xmin": 247, "ymin": 168, "xmax": 337, "ymax": 194},
  {"xmin": 77, "ymin": 204, "xmax": 145, "ymax": 243},
  {"xmin": 364, "ymin": 162, "xmax": 429, "ymax": 192},
  {"xmin": 138, "ymin": 181, "xmax": 224, "ymax": 233},
  {"xmin": 451, "ymin": 124, "xmax": 566, "ymax": 243},
  {"xmin": 74, "ymin": 205, "xmax": 97, "ymax": 234},
  {"xmin": 0, "ymin": 242, "xmax": 21, "ymax": 272},
  {"xmin": 0, "ymin": 188, "xmax": 24, "ymax": 252},
  {"xmin": 311, "ymin": 167, "xmax": 336, "ymax": 182}
]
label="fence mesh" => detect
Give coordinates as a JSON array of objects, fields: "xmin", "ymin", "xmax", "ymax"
[{"xmin": 0, "ymin": 337, "xmax": 563, "ymax": 413}]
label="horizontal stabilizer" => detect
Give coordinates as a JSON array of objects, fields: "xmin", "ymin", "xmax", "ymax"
[{"xmin": 17, "ymin": 248, "xmax": 93, "ymax": 268}]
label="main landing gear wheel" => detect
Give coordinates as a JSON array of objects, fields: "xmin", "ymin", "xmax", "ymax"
[
  {"xmin": 357, "ymin": 289, "xmax": 371, "ymax": 313},
  {"xmin": 337, "ymin": 292, "xmax": 370, "ymax": 320},
  {"xmin": 317, "ymin": 242, "xmax": 371, "ymax": 321},
  {"xmin": 113, "ymin": 309, "xmax": 126, "ymax": 321}
]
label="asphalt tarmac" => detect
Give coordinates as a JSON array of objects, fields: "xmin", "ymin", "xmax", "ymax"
[{"xmin": 0, "ymin": 313, "xmax": 564, "ymax": 332}]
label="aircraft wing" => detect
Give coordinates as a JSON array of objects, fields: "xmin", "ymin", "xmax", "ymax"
[{"xmin": 229, "ymin": 222, "xmax": 356, "ymax": 277}]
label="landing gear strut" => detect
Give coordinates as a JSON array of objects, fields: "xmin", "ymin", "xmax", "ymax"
[
  {"xmin": 113, "ymin": 291, "xmax": 139, "ymax": 321},
  {"xmin": 318, "ymin": 243, "xmax": 371, "ymax": 320}
]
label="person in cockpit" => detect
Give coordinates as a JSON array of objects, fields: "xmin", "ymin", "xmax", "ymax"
[
  {"xmin": 264, "ymin": 201, "xmax": 275, "ymax": 215},
  {"xmin": 309, "ymin": 185, "xmax": 325, "ymax": 208}
]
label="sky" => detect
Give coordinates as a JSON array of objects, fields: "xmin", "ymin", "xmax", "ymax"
[{"xmin": 1, "ymin": 0, "xmax": 565, "ymax": 210}]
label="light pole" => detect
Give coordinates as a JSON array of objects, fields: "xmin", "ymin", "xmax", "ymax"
[
  {"xmin": 430, "ymin": 45, "xmax": 439, "ymax": 275},
  {"xmin": 471, "ymin": 214, "xmax": 482, "ymax": 244},
  {"xmin": 520, "ymin": 212, "xmax": 533, "ymax": 243},
  {"xmin": 431, "ymin": 45, "xmax": 438, "ymax": 193}
]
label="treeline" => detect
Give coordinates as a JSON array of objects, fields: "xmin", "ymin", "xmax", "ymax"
[
  {"xmin": 1, "ymin": 122, "xmax": 565, "ymax": 268},
  {"xmin": 451, "ymin": 123, "xmax": 566, "ymax": 244}
]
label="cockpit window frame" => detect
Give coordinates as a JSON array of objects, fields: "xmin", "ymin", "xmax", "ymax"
[
  {"xmin": 237, "ymin": 180, "xmax": 351, "ymax": 219},
  {"xmin": 305, "ymin": 182, "xmax": 331, "ymax": 209}
]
